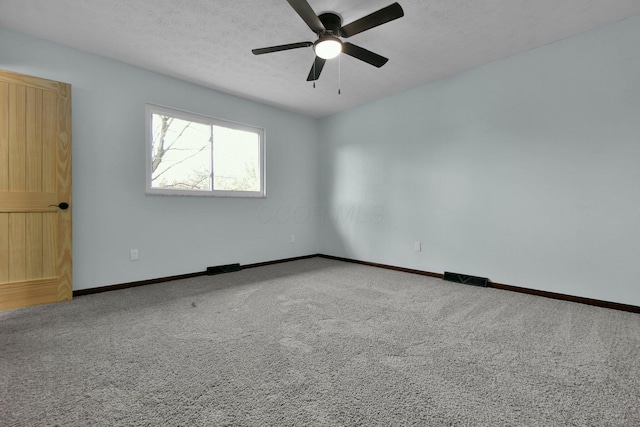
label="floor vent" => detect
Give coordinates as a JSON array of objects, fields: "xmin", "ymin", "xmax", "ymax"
[
  {"xmin": 206, "ymin": 263, "xmax": 241, "ymax": 275},
  {"xmin": 443, "ymin": 271, "xmax": 489, "ymax": 287}
]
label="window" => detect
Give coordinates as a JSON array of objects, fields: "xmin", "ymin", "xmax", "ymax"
[{"xmin": 146, "ymin": 104, "xmax": 265, "ymax": 197}]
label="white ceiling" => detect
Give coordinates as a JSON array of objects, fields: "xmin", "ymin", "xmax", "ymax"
[{"xmin": 1, "ymin": 0, "xmax": 639, "ymax": 118}]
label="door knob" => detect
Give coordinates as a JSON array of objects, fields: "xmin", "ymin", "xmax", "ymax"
[{"xmin": 49, "ymin": 202, "xmax": 69, "ymax": 210}]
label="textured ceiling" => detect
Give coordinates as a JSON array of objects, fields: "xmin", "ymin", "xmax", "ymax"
[{"xmin": 1, "ymin": 0, "xmax": 639, "ymax": 118}]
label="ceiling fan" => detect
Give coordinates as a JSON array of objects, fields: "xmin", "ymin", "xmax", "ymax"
[{"xmin": 252, "ymin": 0, "xmax": 404, "ymax": 82}]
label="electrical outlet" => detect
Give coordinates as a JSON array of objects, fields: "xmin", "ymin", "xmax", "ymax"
[
  {"xmin": 130, "ymin": 249, "xmax": 139, "ymax": 261},
  {"xmin": 290, "ymin": 234, "xmax": 295, "ymax": 243},
  {"xmin": 414, "ymin": 242, "xmax": 421, "ymax": 252}
]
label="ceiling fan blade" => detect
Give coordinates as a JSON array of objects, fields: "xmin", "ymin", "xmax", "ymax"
[
  {"xmin": 340, "ymin": 2, "xmax": 404, "ymax": 38},
  {"xmin": 342, "ymin": 42, "xmax": 389, "ymax": 68},
  {"xmin": 252, "ymin": 42, "xmax": 313, "ymax": 55},
  {"xmin": 286, "ymin": 0, "xmax": 325, "ymax": 33},
  {"xmin": 307, "ymin": 56, "xmax": 327, "ymax": 81}
]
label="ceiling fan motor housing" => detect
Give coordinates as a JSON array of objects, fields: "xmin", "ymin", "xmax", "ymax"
[{"xmin": 318, "ymin": 13, "xmax": 343, "ymax": 36}]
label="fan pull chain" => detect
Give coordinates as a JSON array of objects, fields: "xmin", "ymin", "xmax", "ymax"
[
  {"xmin": 338, "ymin": 54, "xmax": 341, "ymax": 95},
  {"xmin": 313, "ymin": 54, "xmax": 316, "ymax": 88}
]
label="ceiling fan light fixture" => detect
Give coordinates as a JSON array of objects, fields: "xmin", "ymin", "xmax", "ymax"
[
  {"xmin": 314, "ymin": 35, "xmax": 342, "ymax": 59},
  {"xmin": 251, "ymin": 1, "xmax": 405, "ymax": 81}
]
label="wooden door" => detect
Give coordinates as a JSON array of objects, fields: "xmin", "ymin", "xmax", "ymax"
[{"xmin": 0, "ymin": 69, "xmax": 72, "ymax": 311}]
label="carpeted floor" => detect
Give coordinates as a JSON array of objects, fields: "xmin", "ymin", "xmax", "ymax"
[{"xmin": 1, "ymin": 257, "xmax": 639, "ymax": 426}]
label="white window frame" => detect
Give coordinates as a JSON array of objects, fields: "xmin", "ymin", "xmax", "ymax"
[{"xmin": 145, "ymin": 104, "xmax": 266, "ymax": 198}]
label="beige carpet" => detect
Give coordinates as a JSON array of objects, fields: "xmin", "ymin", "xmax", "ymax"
[{"xmin": 1, "ymin": 257, "xmax": 639, "ymax": 426}]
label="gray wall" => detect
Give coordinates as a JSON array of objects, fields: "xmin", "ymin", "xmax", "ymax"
[
  {"xmin": 318, "ymin": 16, "xmax": 640, "ymax": 306},
  {"xmin": 1, "ymin": 27, "xmax": 320, "ymax": 290}
]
